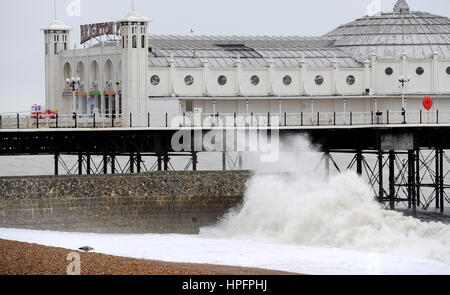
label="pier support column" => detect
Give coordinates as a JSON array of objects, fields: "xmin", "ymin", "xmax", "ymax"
[
  {"xmin": 222, "ymin": 152, "xmax": 226, "ymax": 171},
  {"xmin": 86, "ymin": 153, "xmax": 91, "ymax": 175},
  {"xmin": 129, "ymin": 153, "xmax": 134, "ymax": 174},
  {"xmin": 78, "ymin": 153, "xmax": 83, "ymax": 175},
  {"xmin": 389, "ymin": 150, "xmax": 395, "ymax": 210},
  {"xmin": 436, "ymin": 149, "xmax": 440, "ymax": 209},
  {"xmin": 416, "ymin": 149, "xmax": 421, "ymax": 207},
  {"xmin": 163, "ymin": 153, "xmax": 169, "ymax": 171},
  {"xmin": 324, "ymin": 151, "xmax": 330, "ymax": 180},
  {"xmin": 378, "ymin": 151, "xmax": 383, "ymax": 201},
  {"xmin": 157, "ymin": 154, "xmax": 162, "ymax": 171},
  {"xmin": 192, "ymin": 152, "xmax": 198, "ymax": 171},
  {"xmin": 238, "ymin": 152, "xmax": 243, "ymax": 170},
  {"xmin": 408, "ymin": 150, "xmax": 416, "ymax": 215},
  {"xmin": 111, "ymin": 154, "xmax": 116, "ymax": 174},
  {"xmin": 356, "ymin": 150, "xmax": 363, "ymax": 176},
  {"xmin": 136, "ymin": 153, "xmax": 142, "ymax": 173},
  {"xmin": 54, "ymin": 153, "xmax": 59, "ymax": 176},
  {"xmin": 103, "ymin": 155, "xmax": 108, "ymax": 174},
  {"xmin": 439, "ymin": 149, "xmax": 444, "ymax": 213}
]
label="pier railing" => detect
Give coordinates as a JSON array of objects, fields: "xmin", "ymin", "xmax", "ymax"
[{"xmin": 0, "ymin": 110, "xmax": 449, "ymax": 129}]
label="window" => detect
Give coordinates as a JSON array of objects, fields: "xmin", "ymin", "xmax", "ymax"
[
  {"xmin": 416, "ymin": 67, "xmax": 424, "ymax": 75},
  {"xmin": 122, "ymin": 37, "xmax": 125, "ymax": 49},
  {"xmin": 186, "ymin": 100, "xmax": 193, "ymax": 112},
  {"xmin": 63, "ymin": 43, "xmax": 67, "ymax": 51},
  {"xmin": 45, "ymin": 43, "xmax": 48, "ymax": 55},
  {"xmin": 132, "ymin": 35, "xmax": 137, "ymax": 48},
  {"xmin": 283, "ymin": 75, "xmax": 292, "ymax": 86},
  {"xmin": 315, "ymin": 75, "xmax": 324, "ymax": 86},
  {"xmin": 150, "ymin": 75, "xmax": 160, "ymax": 86},
  {"xmin": 141, "ymin": 35, "xmax": 145, "ymax": 48},
  {"xmin": 346, "ymin": 75, "xmax": 355, "ymax": 85},
  {"xmin": 218, "ymin": 75, "xmax": 227, "ymax": 86},
  {"xmin": 185, "ymin": 75, "xmax": 194, "ymax": 86},
  {"xmin": 250, "ymin": 75, "xmax": 260, "ymax": 86},
  {"xmin": 446, "ymin": 67, "xmax": 450, "ymax": 75},
  {"xmin": 54, "ymin": 43, "xmax": 58, "ymax": 54},
  {"xmin": 385, "ymin": 67, "xmax": 393, "ymax": 76}
]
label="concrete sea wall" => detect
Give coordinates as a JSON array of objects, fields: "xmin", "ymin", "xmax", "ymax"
[{"xmin": 0, "ymin": 171, "xmax": 252, "ymax": 234}]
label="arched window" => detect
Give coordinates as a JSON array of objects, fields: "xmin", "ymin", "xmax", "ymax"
[
  {"xmin": 141, "ymin": 35, "xmax": 145, "ymax": 48},
  {"xmin": 45, "ymin": 43, "xmax": 48, "ymax": 55},
  {"xmin": 54, "ymin": 43, "xmax": 58, "ymax": 54},
  {"xmin": 132, "ymin": 35, "xmax": 137, "ymax": 48},
  {"xmin": 63, "ymin": 43, "xmax": 67, "ymax": 51}
]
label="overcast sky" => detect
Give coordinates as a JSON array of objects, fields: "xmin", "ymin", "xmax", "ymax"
[{"xmin": 0, "ymin": 0, "xmax": 449, "ymax": 113}]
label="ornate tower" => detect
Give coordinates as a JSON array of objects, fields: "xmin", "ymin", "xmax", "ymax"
[
  {"xmin": 118, "ymin": 1, "xmax": 150, "ymax": 126},
  {"xmin": 41, "ymin": 8, "xmax": 71, "ymax": 111}
]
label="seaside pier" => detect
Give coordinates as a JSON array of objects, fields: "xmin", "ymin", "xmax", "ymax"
[{"xmin": 1, "ymin": 112, "xmax": 450, "ymax": 217}]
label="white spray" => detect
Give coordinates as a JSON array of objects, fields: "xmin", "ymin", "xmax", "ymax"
[{"xmin": 202, "ymin": 136, "xmax": 450, "ymax": 264}]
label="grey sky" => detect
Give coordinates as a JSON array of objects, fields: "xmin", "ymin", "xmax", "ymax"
[{"xmin": 0, "ymin": 0, "xmax": 449, "ymax": 113}]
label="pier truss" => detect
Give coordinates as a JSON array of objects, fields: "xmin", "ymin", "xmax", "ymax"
[{"xmin": 1, "ymin": 125, "xmax": 450, "ymax": 215}]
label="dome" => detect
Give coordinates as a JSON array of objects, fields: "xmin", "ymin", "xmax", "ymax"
[
  {"xmin": 41, "ymin": 19, "xmax": 72, "ymax": 31},
  {"xmin": 324, "ymin": 0, "xmax": 450, "ymax": 60}
]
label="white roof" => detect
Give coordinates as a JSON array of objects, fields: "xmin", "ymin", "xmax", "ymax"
[
  {"xmin": 41, "ymin": 19, "xmax": 72, "ymax": 31},
  {"xmin": 119, "ymin": 9, "xmax": 151, "ymax": 23}
]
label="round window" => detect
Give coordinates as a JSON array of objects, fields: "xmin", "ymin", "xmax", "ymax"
[
  {"xmin": 184, "ymin": 75, "xmax": 194, "ymax": 86},
  {"xmin": 416, "ymin": 67, "xmax": 424, "ymax": 76},
  {"xmin": 346, "ymin": 75, "xmax": 355, "ymax": 85},
  {"xmin": 251, "ymin": 75, "xmax": 260, "ymax": 86},
  {"xmin": 385, "ymin": 67, "xmax": 393, "ymax": 76},
  {"xmin": 446, "ymin": 67, "xmax": 450, "ymax": 75},
  {"xmin": 315, "ymin": 75, "xmax": 324, "ymax": 86},
  {"xmin": 218, "ymin": 75, "xmax": 227, "ymax": 86},
  {"xmin": 150, "ymin": 75, "xmax": 160, "ymax": 86},
  {"xmin": 283, "ymin": 75, "xmax": 292, "ymax": 86}
]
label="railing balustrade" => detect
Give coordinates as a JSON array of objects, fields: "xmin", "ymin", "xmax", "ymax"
[{"xmin": 1, "ymin": 110, "xmax": 449, "ymax": 129}]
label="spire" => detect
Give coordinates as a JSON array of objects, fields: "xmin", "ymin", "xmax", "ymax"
[
  {"xmin": 42, "ymin": 0, "xmax": 71, "ymax": 31},
  {"xmin": 393, "ymin": 0, "xmax": 410, "ymax": 13},
  {"xmin": 119, "ymin": 0, "xmax": 151, "ymax": 23}
]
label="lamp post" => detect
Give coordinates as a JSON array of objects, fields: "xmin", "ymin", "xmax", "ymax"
[
  {"xmin": 66, "ymin": 77, "xmax": 81, "ymax": 113},
  {"xmin": 399, "ymin": 76, "xmax": 410, "ymax": 110}
]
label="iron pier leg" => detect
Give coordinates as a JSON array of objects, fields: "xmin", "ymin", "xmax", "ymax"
[
  {"xmin": 54, "ymin": 153, "xmax": 59, "ymax": 176},
  {"xmin": 192, "ymin": 152, "xmax": 197, "ymax": 171},
  {"xmin": 436, "ymin": 149, "xmax": 440, "ymax": 209},
  {"xmin": 408, "ymin": 150, "xmax": 417, "ymax": 215},
  {"xmin": 157, "ymin": 154, "xmax": 162, "ymax": 171},
  {"xmin": 356, "ymin": 150, "xmax": 363, "ymax": 176},
  {"xmin": 416, "ymin": 149, "xmax": 421, "ymax": 207},
  {"xmin": 111, "ymin": 154, "xmax": 116, "ymax": 174},
  {"xmin": 238, "ymin": 152, "xmax": 243, "ymax": 170},
  {"xmin": 129, "ymin": 153, "xmax": 135, "ymax": 174},
  {"xmin": 78, "ymin": 153, "xmax": 83, "ymax": 175},
  {"xmin": 389, "ymin": 150, "xmax": 395, "ymax": 210},
  {"xmin": 163, "ymin": 153, "xmax": 169, "ymax": 171},
  {"xmin": 222, "ymin": 152, "xmax": 226, "ymax": 171},
  {"xmin": 103, "ymin": 155, "xmax": 108, "ymax": 174},
  {"xmin": 325, "ymin": 151, "xmax": 330, "ymax": 180},
  {"xmin": 86, "ymin": 153, "xmax": 91, "ymax": 175},
  {"xmin": 440, "ymin": 149, "xmax": 444, "ymax": 213},
  {"xmin": 137, "ymin": 153, "xmax": 142, "ymax": 173},
  {"xmin": 378, "ymin": 151, "xmax": 383, "ymax": 202}
]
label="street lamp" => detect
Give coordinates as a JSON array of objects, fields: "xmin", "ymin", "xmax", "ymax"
[
  {"xmin": 399, "ymin": 75, "xmax": 410, "ymax": 124},
  {"xmin": 66, "ymin": 77, "xmax": 81, "ymax": 113}
]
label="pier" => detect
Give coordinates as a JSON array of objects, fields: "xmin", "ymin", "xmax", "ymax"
[{"xmin": 1, "ymin": 111, "xmax": 450, "ymax": 215}]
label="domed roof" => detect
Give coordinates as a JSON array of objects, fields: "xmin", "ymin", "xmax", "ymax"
[{"xmin": 324, "ymin": 0, "xmax": 450, "ymax": 60}]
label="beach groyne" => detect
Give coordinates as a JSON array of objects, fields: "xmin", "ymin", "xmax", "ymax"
[{"xmin": 0, "ymin": 171, "xmax": 251, "ymax": 234}]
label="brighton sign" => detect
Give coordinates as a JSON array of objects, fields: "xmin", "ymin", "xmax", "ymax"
[{"xmin": 80, "ymin": 22, "xmax": 121, "ymax": 44}]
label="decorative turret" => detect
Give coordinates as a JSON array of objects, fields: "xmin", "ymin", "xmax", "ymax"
[
  {"xmin": 41, "ymin": 1, "xmax": 72, "ymax": 111},
  {"xmin": 119, "ymin": 0, "xmax": 151, "ymax": 126}
]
